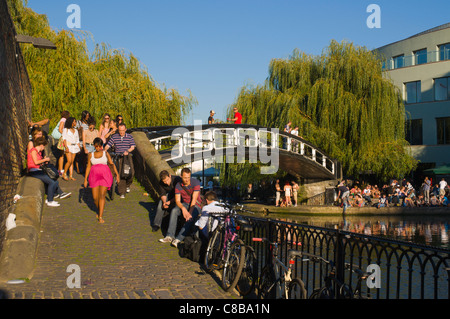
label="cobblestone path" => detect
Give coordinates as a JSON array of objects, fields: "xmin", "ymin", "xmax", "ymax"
[{"xmin": 0, "ymin": 173, "xmax": 238, "ymax": 300}]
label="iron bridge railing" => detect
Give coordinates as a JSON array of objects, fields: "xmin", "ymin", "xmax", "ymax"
[
  {"xmin": 238, "ymin": 216, "xmax": 450, "ymax": 299},
  {"xmin": 131, "ymin": 125, "xmax": 339, "ymax": 178}
]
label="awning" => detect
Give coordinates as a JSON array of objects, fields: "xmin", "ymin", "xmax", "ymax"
[
  {"xmin": 192, "ymin": 167, "xmax": 220, "ymax": 177},
  {"xmin": 423, "ymin": 165, "xmax": 450, "ymax": 175}
]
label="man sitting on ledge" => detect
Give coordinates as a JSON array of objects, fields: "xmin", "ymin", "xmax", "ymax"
[
  {"xmin": 152, "ymin": 170, "xmax": 182, "ymax": 232},
  {"xmin": 159, "ymin": 168, "xmax": 202, "ymax": 247}
]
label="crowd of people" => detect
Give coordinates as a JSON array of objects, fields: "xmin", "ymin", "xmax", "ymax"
[
  {"xmin": 26, "ymin": 111, "xmax": 135, "ymax": 222},
  {"xmin": 336, "ymin": 177, "xmax": 450, "ymax": 209}
]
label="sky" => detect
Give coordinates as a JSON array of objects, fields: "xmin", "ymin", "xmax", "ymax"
[{"xmin": 26, "ymin": 0, "xmax": 450, "ymax": 126}]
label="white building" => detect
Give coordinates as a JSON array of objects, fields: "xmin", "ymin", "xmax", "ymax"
[{"xmin": 374, "ymin": 23, "xmax": 450, "ymax": 172}]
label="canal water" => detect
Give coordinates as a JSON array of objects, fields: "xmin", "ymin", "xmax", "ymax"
[{"xmin": 268, "ymin": 212, "xmax": 450, "ymax": 250}]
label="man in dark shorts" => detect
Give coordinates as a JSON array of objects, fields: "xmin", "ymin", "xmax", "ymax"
[{"xmin": 152, "ymin": 170, "xmax": 182, "ymax": 232}]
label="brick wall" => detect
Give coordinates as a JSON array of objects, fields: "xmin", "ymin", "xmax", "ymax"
[{"xmin": 0, "ymin": 0, "xmax": 33, "ymax": 253}]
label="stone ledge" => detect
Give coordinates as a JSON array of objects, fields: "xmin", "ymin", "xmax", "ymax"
[{"xmin": 0, "ymin": 176, "xmax": 44, "ymax": 283}]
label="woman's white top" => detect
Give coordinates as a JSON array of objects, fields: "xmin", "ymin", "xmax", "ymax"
[
  {"xmin": 90, "ymin": 151, "xmax": 108, "ymax": 166},
  {"xmin": 62, "ymin": 128, "xmax": 80, "ymax": 153}
]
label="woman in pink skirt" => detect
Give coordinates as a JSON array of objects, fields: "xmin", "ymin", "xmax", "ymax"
[{"xmin": 84, "ymin": 138, "xmax": 120, "ymax": 223}]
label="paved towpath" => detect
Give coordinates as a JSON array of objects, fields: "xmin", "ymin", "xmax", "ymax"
[{"xmin": 0, "ymin": 173, "xmax": 238, "ymax": 300}]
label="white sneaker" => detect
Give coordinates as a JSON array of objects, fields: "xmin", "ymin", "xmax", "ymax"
[
  {"xmin": 159, "ymin": 236, "xmax": 173, "ymax": 243},
  {"xmin": 59, "ymin": 192, "xmax": 72, "ymax": 199},
  {"xmin": 171, "ymin": 239, "xmax": 181, "ymax": 247},
  {"xmin": 47, "ymin": 201, "xmax": 60, "ymax": 207},
  {"xmin": 126, "ymin": 187, "xmax": 130, "ymax": 193},
  {"xmin": 120, "ymin": 195, "xmax": 125, "ymax": 199}
]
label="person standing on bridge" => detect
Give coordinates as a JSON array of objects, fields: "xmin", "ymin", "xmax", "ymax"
[
  {"xmin": 152, "ymin": 170, "xmax": 182, "ymax": 232},
  {"xmin": 104, "ymin": 123, "xmax": 136, "ymax": 198},
  {"xmin": 208, "ymin": 110, "xmax": 216, "ymax": 124},
  {"xmin": 227, "ymin": 107, "xmax": 242, "ymax": 124}
]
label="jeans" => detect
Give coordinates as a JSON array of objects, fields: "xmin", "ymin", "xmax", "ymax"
[
  {"xmin": 29, "ymin": 170, "xmax": 63, "ymax": 201},
  {"xmin": 342, "ymin": 191, "xmax": 350, "ymax": 213},
  {"xmin": 166, "ymin": 202, "xmax": 200, "ymax": 241},
  {"xmin": 154, "ymin": 200, "xmax": 175, "ymax": 228}
]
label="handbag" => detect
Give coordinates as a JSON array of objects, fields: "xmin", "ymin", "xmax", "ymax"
[
  {"xmin": 51, "ymin": 124, "xmax": 62, "ymax": 140},
  {"xmin": 57, "ymin": 138, "xmax": 65, "ymax": 151},
  {"xmin": 120, "ymin": 154, "xmax": 134, "ymax": 179},
  {"xmin": 41, "ymin": 163, "xmax": 59, "ymax": 181}
]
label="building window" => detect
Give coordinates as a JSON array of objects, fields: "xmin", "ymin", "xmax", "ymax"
[
  {"xmin": 406, "ymin": 119, "xmax": 423, "ymax": 145},
  {"xmin": 393, "ymin": 55, "xmax": 404, "ymax": 69},
  {"xmin": 437, "ymin": 117, "xmax": 450, "ymax": 145},
  {"xmin": 439, "ymin": 43, "xmax": 450, "ymax": 61},
  {"xmin": 414, "ymin": 48, "xmax": 427, "ymax": 65},
  {"xmin": 435, "ymin": 77, "xmax": 450, "ymax": 101},
  {"xmin": 405, "ymin": 81, "xmax": 421, "ymax": 104}
]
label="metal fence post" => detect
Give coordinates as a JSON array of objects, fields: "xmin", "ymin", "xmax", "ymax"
[{"xmin": 335, "ymin": 230, "xmax": 346, "ymax": 298}]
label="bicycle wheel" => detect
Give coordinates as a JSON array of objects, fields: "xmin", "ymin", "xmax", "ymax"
[
  {"xmin": 338, "ymin": 283, "xmax": 353, "ymax": 299},
  {"xmin": 309, "ymin": 286, "xmax": 332, "ymax": 299},
  {"xmin": 236, "ymin": 245, "xmax": 257, "ymax": 296},
  {"xmin": 287, "ymin": 278, "xmax": 307, "ymax": 299},
  {"xmin": 222, "ymin": 239, "xmax": 246, "ymax": 292},
  {"xmin": 258, "ymin": 265, "xmax": 276, "ymax": 299},
  {"xmin": 204, "ymin": 227, "xmax": 224, "ymax": 272}
]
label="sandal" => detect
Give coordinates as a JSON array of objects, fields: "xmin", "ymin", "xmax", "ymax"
[
  {"xmin": 98, "ymin": 217, "xmax": 105, "ymax": 224},
  {"xmin": 69, "ymin": 176, "xmax": 76, "ymax": 181},
  {"xmin": 62, "ymin": 175, "xmax": 69, "ymax": 181}
]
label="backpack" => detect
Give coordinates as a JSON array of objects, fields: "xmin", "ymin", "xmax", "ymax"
[{"xmin": 179, "ymin": 234, "xmax": 204, "ymax": 262}]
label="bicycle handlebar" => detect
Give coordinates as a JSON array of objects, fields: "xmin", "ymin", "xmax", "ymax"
[
  {"xmin": 216, "ymin": 202, "xmax": 255, "ymax": 214},
  {"xmin": 252, "ymin": 237, "xmax": 301, "ymax": 246}
]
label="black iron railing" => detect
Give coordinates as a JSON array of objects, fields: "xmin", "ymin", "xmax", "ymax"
[{"xmin": 239, "ymin": 216, "xmax": 450, "ymax": 299}]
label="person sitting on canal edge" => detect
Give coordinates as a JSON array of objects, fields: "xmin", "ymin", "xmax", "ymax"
[
  {"xmin": 195, "ymin": 190, "xmax": 226, "ymax": 239},
  {"xmin": 159, "ymin": 168, "xmax": 202, "ymax": 247},
  {"xmin": 152, "ymin": 170, "xmax": 182, "ymax": 232}
]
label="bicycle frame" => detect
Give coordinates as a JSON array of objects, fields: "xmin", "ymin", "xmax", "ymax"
[
  {"xmin": 221, "ymin": 213, "xmax": 239, "ymax": 261},
  {"xmin": 254, "ymin": 238, "xmax": 299, "ymax": 299}
]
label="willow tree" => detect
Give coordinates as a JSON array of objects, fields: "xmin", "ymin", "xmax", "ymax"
[
  {"xmin": 230, "ymin": 40, "xmax": 417, "ymax": 181},
  {"xmin": 8, "ymin": 0, "xmax": 196, "ymax": 129}
]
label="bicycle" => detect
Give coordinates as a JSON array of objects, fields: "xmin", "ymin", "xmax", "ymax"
[
  {"xmin": 253, "ymin": 237, "xmax": 307, "ymax": 299},
  {"xmin": 307, "ymin": 255, "xmax": 372, "ymax": 299},
  {"xmin": 233, "ymin": 205, "xmax": 258, "ymax": 297},
  {"xmin": 203, "ymin": 203, "xmax": 256, "ymax": 294}
]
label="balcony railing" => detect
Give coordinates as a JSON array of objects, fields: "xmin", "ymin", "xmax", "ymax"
[{"xmin": 382, "ymin": 49, "xmax": 450, "ymax": 71}]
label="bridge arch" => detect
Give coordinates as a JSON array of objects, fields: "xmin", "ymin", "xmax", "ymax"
[{"xmin": 130, "ymin": 124, "xmax": 342, "ymax": 181}]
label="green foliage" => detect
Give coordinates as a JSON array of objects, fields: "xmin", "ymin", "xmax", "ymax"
[
  {"xmin": 230, "ymin": 40, "xmax": 417, "ymax": 180},
  {"xmin": 8, "ymin": 0, "xmax": 196, "ymax": 128}
]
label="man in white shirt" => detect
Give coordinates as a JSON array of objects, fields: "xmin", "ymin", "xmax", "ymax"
[{"xmin": 439, "ymin": 178, "xmax": 448, "ymax": 196}]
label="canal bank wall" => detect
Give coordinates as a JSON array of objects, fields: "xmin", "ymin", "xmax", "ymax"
[{"xmin": 242, "ymin": 202, "xmax": 450, "ymax": 216}]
